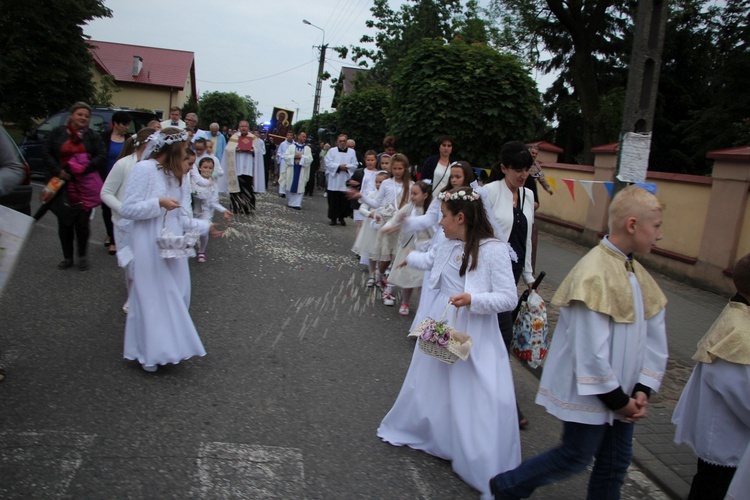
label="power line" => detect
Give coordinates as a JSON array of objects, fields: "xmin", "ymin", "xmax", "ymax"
[{"xmin": 198, "ymin": 59, "xmax": 316, "ymax": 84}]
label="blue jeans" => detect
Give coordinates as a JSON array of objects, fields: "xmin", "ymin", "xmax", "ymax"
[{"xmin": 490, "ymin": 420, "xmax": 634, "ymax": 500}]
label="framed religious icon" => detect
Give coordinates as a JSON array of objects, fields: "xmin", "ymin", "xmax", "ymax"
[{"xmin": 269, "ymin": 107, "xmax": 294, "ymax": 143}]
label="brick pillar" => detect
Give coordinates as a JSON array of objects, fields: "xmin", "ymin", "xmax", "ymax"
[
  {"xmin": 699, "ymin": 147, "xmax": 750, "ymax": 271},
  {"xmin": 583, "ymin": 143, "xmax": 619, "ymax": 243}
]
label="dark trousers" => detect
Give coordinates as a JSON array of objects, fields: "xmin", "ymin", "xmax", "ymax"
[
  {"xmin": 101, "ymin": 203, "xmax": 115, "ymax": 245},
  {"xmin": 305, "ymin": 165, "xmax": 319, "ymax": 196},
  {"xmin": 237, "ymin": 175, "xmax": 255, "ymax": 213},
  {"xmin": 492, "ymin": 420, "xmax": 635, "ymax": 499},
  {"xmin": 327, "ymin": 190, "xmax": 350, "ymax": 221},
  {"xmin": 688, "ymin": 459, "xmax": 736, "ymax": 500},
  {"xmin": 58, "ymin": 209, "xmax": 91, "ymax": 259}
]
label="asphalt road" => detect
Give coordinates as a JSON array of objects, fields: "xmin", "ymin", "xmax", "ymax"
[{"xmin": 0, "ymin": 186, "xmax": 668, "ymax": 499}]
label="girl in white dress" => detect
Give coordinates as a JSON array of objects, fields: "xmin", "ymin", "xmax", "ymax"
[
  {"xmin": 381, "ymin": 181, "xmax": 434, "ymax": 316},
  {"xmin": 378, "ymin": 186, "xmax": 521, "ymax": 499},
  {"xmin": 351, "ymin": 171, "xmax": 389, "ymax": 287},
  {"xmin": 120, "ymin": 128, "xmax": 212, "ymax": 373},
  {"xmin": 350, "ymin": 153, "xmax": 411, "ymax": 306},
  {"xmin": 401, "ymin": 162, "xmax": 477, "ymax": 329},
  {"xmin": 191, "ymin": 157, "xmax": 233, "ymax": 263}
]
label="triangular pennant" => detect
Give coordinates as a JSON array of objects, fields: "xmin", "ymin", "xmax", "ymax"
[
  {"xmin": 547, "ymin": 177, "xmax": 557, "ymax": 192},
  {"xmin": 484, "ymin": 169, "xmax": 491, "ymax": 178},
  {"xmin": 562, "ymin": 179, "xmax": 575, "ymax": 201},
  {"xmin": 604, "ymin": 182, "xmax": 614, "ymax": 198},
  {"xmin": 579, "ymin": 180, "xmax": 595, "ymax": 204},
  {"xmin": 634, "ymin": 182, "xmax": 658, "ymax": 194}
]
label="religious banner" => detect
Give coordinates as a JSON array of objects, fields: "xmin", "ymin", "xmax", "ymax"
[{"xmin": 268, "ymin": 107, "xmax": 294, "ymax": 143}]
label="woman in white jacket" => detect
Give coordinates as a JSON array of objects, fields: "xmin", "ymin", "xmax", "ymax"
[
  {"xmin": 475, "ymin": 140, "xmax": 536, "ymax": 429},
  {"xmin": 378, "ymin": 186, "xmax": 520, "ymax": 499},
  {"xmin": 100, "ymin": 127, "xmax": 154, "ymax": 313}
]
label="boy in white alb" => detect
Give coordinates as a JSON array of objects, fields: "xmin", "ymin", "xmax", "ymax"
[
  {"xmin": 672, "ymin": 253, "xmax": 750, "ymax": 500},
  {"xmin": 490, "ymin": 186, "xmax": 669, "ymax": 499}
]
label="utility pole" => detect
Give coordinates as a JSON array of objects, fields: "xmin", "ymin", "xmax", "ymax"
[
  {"xmin": 303, "ymin": 19, "xmax": 326, "ymax": 118},
  {"xmin": 614, "ymin": 0, "xmax": 670, "ymax": 193},
  {"xmin": 312, "ymin": 44, "xmax": 328, "ymax": 118}
]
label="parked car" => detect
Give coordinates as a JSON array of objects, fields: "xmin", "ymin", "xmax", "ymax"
[
  {"xmin": 20, "ymin": 107, "xmax": 158, "ymax": 178},
  {"xmin": 0, "ymin": 124, "xmax": 32, "ymax": 216}
]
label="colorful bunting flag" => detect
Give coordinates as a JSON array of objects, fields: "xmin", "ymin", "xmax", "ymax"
[
  {"xmin": 604, "ymin": 182, "xmax": 614, "ymax": 198},
  {"xmin": 578, "ymin": 180, "xmax": 595, "ymax": 204},
  {"xmin": 562, "ymin": 179, "xmax": 576, "ymax": 201}
]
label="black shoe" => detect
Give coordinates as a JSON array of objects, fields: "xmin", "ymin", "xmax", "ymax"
[
  {"xmin": 339, "ymin": 219, "xmax": 346, "ymax": 226},
  {"xmin": 78, "ymin": 257, "xmax": 89, "ymax": 271},
  {"xmin": 58, "ymin": 258, "xmax": 74, "ymax": 270},
  {"xmin": 280, "ymin": 194, "xmax": 286, "ymax": 198},
  {"xmin": 489, "ymin": 474, "xmax": 518, "ymax": 500},
  {"xmin": 329, "ymin": 220, "xmax": 337, "ymax": 226},
  {"xmin": 292, "ymin": 206, "xmax": 301, "ymax": 210}
]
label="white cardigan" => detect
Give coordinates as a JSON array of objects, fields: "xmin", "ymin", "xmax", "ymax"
[
  {"xmin": 479, "ymin": 179, "xmax": 535, "ymax": 284},
  {"xmin": 100, "ymin": 153, "xmax": 138, "ymax": 224},
  {"xmin": 406, "ymin": 237, "xmax": 517, "ymax": 316}
]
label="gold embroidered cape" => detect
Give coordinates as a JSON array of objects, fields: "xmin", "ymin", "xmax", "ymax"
[
  {"xmin": 693, "ymin": 300, "xmax": 750, "ymax": 365},
  {"xmin": 551, "ymin": 240, "xmax": 667, "ymax": 323}
]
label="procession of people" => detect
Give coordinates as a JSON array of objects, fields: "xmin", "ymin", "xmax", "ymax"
[{"xmin": 0, "ymin": 100, "xmax": 743, "ymax": 499}]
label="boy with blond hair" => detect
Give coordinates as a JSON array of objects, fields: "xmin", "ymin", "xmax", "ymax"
[
  {"xmin": 490, "ymin": 186, "xmax": 669, "ymax": 499},
  {"xmin": 672, "ymin": 253, "xmax": 750, "ymax": 500}
]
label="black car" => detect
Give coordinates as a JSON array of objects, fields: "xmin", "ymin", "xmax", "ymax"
[
  {"xmin": 20, "ymin": 107, "xmax": 158, "ymax": 178},
  {"xmin": 0, "ymin": 124, "xmax": 32, "ymax": 216}
]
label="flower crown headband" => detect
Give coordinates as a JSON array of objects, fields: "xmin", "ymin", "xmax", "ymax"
[
  {"xmin": 438, "ymin": 189, "xmax": 481, "ymax": 202},
  {"xmin": 141, "ymin": 129, "xmax": 189, "ymax": 159}
]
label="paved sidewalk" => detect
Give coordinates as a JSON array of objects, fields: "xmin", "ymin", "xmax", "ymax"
[{"xmin": 532, "ymin": 232, "xmax": 730, "ymax": 500}]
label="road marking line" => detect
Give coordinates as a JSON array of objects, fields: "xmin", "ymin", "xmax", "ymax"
[
  {"xmin": 403, "ymin": 458, "xmax": 431, "ymax": 499},
  {"xmin": 195, "ymin": 442, "xmax": 305, "ymax": 498}
]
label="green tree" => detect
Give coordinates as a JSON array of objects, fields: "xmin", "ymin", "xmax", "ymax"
[
  {"xmin": 490, "ymin": 0, "xmax": 633, "ymax": 164},
  {"xmin": 388, "ymin": 38, "xmax": 541, "ymax": 168},
  {"xmin": 335, "ymin": 0, "xmax": 498, "ymax": 83},
  {"xmin": 336, "ymin": 87, "xmax": 390, "ymax": 153},
  {"xmin": 92, "ymin": 75, "xmax": 121, "ymax": 108},
  {"xmin": 0, "ymin": 0, "xmax": 112, "ymax": 129},
  {"xmin": 197, "ymin": 91, "xmax": 260, "ymax": 129}
]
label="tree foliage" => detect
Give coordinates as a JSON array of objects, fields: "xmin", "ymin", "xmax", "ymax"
[
  {"xmin": 197, "ymin": 92, "xmax": 260, "ymax": 129},
  {"xmin": 0, "ymin": 0, "xmax": 112, "ymax": 129},
  {"xmin": 491, "ymin": 0, "xmax": 750, "ymax": 173},
  {"xmin": 388, "ymin": 39, "xmax": 541, "ymax": 168},
  {"xmin": 336, "ymin": 87, "xmax": 390, "ymax": 153},
  {"xmin": 334, "ymin": 0, "xmax": 500, "ymax": 83}
]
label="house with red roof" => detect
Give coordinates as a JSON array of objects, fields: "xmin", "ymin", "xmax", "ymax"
[{"xmin": 88, "ymin": 40, "xmax": 197, "ymax": 119}]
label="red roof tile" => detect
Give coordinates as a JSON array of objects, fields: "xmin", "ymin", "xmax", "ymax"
[{"xmin": 88, "ymin": 40, "xmax": 194, "ymax": 89}]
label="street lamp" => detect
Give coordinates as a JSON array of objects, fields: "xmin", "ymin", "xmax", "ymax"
[
  {"xmin": 291, "ymin": 100, "xmax": 299, "ymax": 124},
  {"xmin": 303, "ymin": 19, "xmax": 327, "ymax": 118}
]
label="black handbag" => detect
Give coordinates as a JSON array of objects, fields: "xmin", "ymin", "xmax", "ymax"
[{"xmin": 49, "ymin": 182, "xmax": 83, "ymax": 225}]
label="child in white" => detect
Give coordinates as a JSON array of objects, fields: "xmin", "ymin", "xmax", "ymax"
[
  {"xmin": 672, "ymin": 252, "xmax": 750, "ymax": 500},
  {"xmin": 350, "ymin": 153, "xmax": 411, "ymax": 306},
  {"xmin": 191, "ymin": 157, "xmax": 233, "ymax": 263},
  {"xmin": 352, "ymin": 171, "xmax": 389, "ymax": 287},
  {"xmin": 381, "ymin": 181, "xmax": 434, "ymax": 316},
  {"xmin": 378, "ymin": 186, "xmax": 520, "ymax": 499}
]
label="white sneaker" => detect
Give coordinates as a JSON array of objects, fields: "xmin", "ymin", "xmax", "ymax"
[
  {"xmin": 383, "ymin": 291, "xmax": 395, "ymax": 306},
  {"xmin": 142, "ymin": 364, "xmax": 157, "ymax": 373},
  {"xmin": 366, "ymin": 277, "xmax": 375, "ymax": 288},
  {"xmin": 399, "ymin": 304, "xmax": 410, "ymax": 316}
]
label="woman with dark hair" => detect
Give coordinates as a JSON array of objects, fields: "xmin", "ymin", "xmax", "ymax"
[
  {"xmin": 120, "ymin": 128, "xmax": 212, "ymax": 373},
  {"xmin": 101, "ymin": 110, "xmax": 133, "ymax": 255},
  {"xmin": 43, "ymin": 102, "xmax": 106, "ymax": 271},
  {"xmin": 378, "ymin": 186, "xmax": 520, "ymax": 498},
  {"xmin": 480, "ymin": 140, "xmax": 537, "ymax": 429},
  {"xmin": 420, "ymin": 135, "xmax": 456, "ymax": 193}
]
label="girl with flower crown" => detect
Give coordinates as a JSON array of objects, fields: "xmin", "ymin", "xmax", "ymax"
[
  {"xmin": 120, "ymin": 127, "xmax": 212, "ymax": 373},
  {"xmin": 349, "ymin": 153, "xmax": 412, "ymax": 306},
  {"xmin": 380, "ymin": 181, "xmax": 434, "ymax": 316},
  {"xmin": 377, "ymin": 186, "xmax": 520, "ymax": 499}
]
